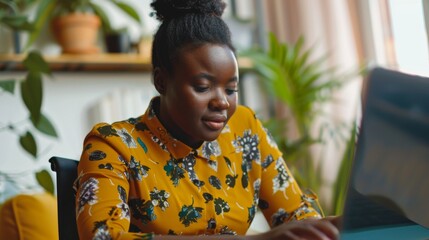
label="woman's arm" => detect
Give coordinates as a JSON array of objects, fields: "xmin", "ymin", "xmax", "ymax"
[
  {"xmin": 152, "ymin": 218, "xmax": 339, "ymax": 240},
  {"xmin": 76, "ymin": 124, "xmax": 144, "ymax": 240}
]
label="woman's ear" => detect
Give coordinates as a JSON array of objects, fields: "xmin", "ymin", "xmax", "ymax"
[{"xmin": 153, "ymin": 67, "xmax": 167, "ymax": 95}]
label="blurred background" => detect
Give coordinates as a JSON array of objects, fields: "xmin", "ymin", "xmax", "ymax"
[{"xmin": 1, "ymin": 0, "xmax": 428, "ymax": 234}]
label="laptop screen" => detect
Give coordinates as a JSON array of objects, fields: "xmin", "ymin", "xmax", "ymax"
[{"xmin": 343, "ymin": 67, "xmax": 429, "ymax": 230}]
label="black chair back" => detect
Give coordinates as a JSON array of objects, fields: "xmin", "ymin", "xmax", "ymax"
[{"xmin": 49, "ymin": 156, "xmax": 79, "ymax": 240}]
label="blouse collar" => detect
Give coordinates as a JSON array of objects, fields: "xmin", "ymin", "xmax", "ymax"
[{"xmin": 143, "ymin": 97, "xmax": 211, "ymax": 160}]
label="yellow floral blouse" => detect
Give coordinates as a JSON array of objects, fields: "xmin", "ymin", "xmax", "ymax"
[{"xmin": 75, "ymin": 97, "xmax": 321, "ymax": 239}]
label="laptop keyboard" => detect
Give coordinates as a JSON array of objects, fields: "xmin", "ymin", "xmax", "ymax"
[{"xmin": 343, "ymin": 188, "xmax": 414, "ymax": 230}]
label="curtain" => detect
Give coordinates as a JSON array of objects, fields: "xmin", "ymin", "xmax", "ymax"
[{"xmin": 257, "ymin": 0, "xmax": 365, "ymax": 207}]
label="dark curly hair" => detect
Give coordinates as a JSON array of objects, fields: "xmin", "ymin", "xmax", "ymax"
[{"xmin": 150, "ymin": 0, "xmax": 235, "ymax": 74}]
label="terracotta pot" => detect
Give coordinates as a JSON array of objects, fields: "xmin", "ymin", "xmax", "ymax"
[{"xmin": 52, "ymin": 13, "xmax": 101, "ymax": 54}]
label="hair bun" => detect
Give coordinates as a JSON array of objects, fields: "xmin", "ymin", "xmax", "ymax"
[{"xmin": 151, "ymin": 0, "xmax": 226, "ymax": 21}]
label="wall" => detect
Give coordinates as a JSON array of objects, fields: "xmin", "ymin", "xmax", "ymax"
[{"xmin": 0, "ymin": 71, "xmax": 156, "ymax": 194}]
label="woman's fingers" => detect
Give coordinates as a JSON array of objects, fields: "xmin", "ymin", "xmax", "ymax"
[
  {"xmin": 291, "ymin": 219, "xmax": 339, "ymax": 240},
  {"xmin": 325, "ymin": 215, "xmax": 343, "ymax": 229},
  {"xmin": 312, "ymin": 218, "xmax": 340, "ymax": 239},
  {"xmin": 260, "ymin": 218, "xmax": 340, "ymax": 240}
]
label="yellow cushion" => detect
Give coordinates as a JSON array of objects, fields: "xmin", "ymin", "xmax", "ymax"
[{"xmin": 0, "ymin": 193, "xmax": 58, "ymax": 240}]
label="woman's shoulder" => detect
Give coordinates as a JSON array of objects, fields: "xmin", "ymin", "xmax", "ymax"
[
  {"xmin": 86, "ymin": 116, "xmax": 144, "ymax": 139},
  {"xmin": 231, "ymin": 105, "xmax": 257, "ymax": 120},
  {"xmin": 234, "ymin": 104, "xmax": 257, "ymax": 117},
  {"xmin": 228, "ymin": 105, "xmax": 258, "ymax": 128}
]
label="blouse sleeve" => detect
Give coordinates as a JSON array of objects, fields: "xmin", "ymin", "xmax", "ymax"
[
  {"xmin": 75, "ymin": 123, "xmax": 154, "ymax": 240},
  {"xmin": 249, "ymin": 108, "xmax": 322, "ymax": 228}
]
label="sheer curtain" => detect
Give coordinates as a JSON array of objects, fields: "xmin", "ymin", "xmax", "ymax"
[{"xmin": 256, "ymin": 0, "xmax": 364, "ymax": 206}]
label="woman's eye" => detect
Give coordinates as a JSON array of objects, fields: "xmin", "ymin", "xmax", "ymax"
[
  {"xmin": 226, "ymin": 88, "xmax": 238, "ymax": 95},
  {"xmin": 194, "ymin": 86, "xmax": 209, "ymax": 93}
]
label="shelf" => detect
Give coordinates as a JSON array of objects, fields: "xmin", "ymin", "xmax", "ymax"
[
  {"xmin": 0, "ymin": 54, "xmax": 152, "ymax": 72},
  {"xmin": 0, "ymin": 53, "xmax": 253, "ymax": 73}
]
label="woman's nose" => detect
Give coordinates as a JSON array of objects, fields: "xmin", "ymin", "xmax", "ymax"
[{"xmin": 209, "ymin": 89, "xmax": 230, "ymax": 110}]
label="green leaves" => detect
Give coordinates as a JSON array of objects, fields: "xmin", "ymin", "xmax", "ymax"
[
  {"xmin": 3, "ymin": 0, "xmax": 143, "ymax": 50},
  {"xmin": 1, "ymin": 50, "xmax": 56, "ymax": 195},
  {"xmin": 241, "ymin": 33, "xmax": 345, "ymax": 130},
  {"xmin": 0, "ymin": 79, "xmax": 16, "ymax": 94},
  {"xmin": 23, "ymin": 51, "xmax": 51, "ymax": 75},
  {"xmin": 4, "ymin": 51, "xmax": 57, "ymax": 156},
  {"xmin": 112, "ymin": 0, "xmax": 141, "ymax": 23},
  {"xmin": 20, "ymin": 51, "xmax": 57, "ymax": 141},
  {"xmin": 19, "ymin": 131, "xmax": 37, "ymax": 157},
  {"xmin": 0, "ymin": 13, "xmax": 34, "ymax": 30},
  {"xmin": 32, "ymin": 113, "xmax": 58, "ymax": 137},
  {"xmin": 21, "ymin": 71, "xmax": 42, "ymax": 123},
  {"xmin": 36, "ymin": 169, "xmax": 54, "ymax": 194},
  {"xmin": 331, "ymin": 122, "xmax": 358, "ymax": 215},
  {"xmin": 0, "ymin": 0, "xmax": 35, "ymax": 31},
  {"xmin": 92, "ymin": 0, "xmax": 141, "ymax": 33},
  {"xmin": 25, "ymin": 0, "xmax": 55, "ymax": 49},
  {"xmin": 91, "ymin": 2, "xmax": 111, "ymax": 32}
]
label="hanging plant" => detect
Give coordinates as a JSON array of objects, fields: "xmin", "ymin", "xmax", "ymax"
[{"xmin": 0, "ymin": 51, "xmax": 57, "ymax": 195}]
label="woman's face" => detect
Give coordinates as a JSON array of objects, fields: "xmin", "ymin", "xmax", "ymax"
[{"xmin": 157, "ymin": 44, "xmax": 238, "ymax": 148}]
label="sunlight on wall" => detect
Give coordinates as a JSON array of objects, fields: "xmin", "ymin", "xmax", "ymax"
[{"xmin": 389, "ymin": 0, "xmax": 429, "ymax": 76}]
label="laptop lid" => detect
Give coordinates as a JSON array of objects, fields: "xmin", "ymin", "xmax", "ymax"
[{"xmin": 342, "ymin": 67, "xmax": 429, "ymax": 231}]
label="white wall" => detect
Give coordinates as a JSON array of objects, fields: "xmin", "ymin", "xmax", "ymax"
[
  {"xmin": 0, "ymin": 72, "xmax": 156, "ymax": 191},
  {"xmin": 0, "ymin": 0, "xmax": 159, "ymax": 191}
]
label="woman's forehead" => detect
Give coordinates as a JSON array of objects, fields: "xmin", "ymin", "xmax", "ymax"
[{"xmin": 175, "ymin": 44, "xmax": 237, "ymax": 67}]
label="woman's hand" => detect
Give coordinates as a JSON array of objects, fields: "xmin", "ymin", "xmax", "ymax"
[{"xmin": 253, "ymin": 217, "xmax": 340, "ymax": 240}]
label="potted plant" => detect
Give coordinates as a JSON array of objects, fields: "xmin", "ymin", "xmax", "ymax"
[
  {"xmin": 26, "ymin": 0, "xmax": 141, "ymax": 54},
  {"xmin": 0, "ymin": 0, "xmax": 36, "ymax": 53}
]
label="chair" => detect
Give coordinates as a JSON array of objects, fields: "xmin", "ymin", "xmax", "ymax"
[{"xmin": 49, "ymin": 156, "xmax": 79, "ymax": 240}]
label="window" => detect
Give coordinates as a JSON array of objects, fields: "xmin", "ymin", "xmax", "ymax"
[{"xmin": 388, "ymin": 0, "xmax": 429, "ymax": 76}]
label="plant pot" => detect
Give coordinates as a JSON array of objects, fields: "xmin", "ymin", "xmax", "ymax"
[
  {"xmin": 52, "ymin": 13, "xmax": 101, "ymax": 54},
  {"xmin": 104, "ymin": 32, "xmax": 130, "ymax": 53},
  {"xmin": 13, "ymin": 31, "xmax": 22, "ymax": 54}
]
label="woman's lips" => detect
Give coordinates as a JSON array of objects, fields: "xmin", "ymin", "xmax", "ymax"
[
  {"xmin": 202, "ymin": 114, "xmax": 227, "ymax": 131},
  {"xmin": 203, "ymin": 120, "xmax": 225, "ymax": 131}
]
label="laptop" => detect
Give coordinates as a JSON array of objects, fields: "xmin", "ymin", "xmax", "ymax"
[{"xmin": 340, "ymin": 67, "xmax": 429, "ymax": 240}]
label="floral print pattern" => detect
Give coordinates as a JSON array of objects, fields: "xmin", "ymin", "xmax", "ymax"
[
  {"xmin": 117, "ymin": 128, "xmax": 137, "ymax": 148},
  {"xmin": 75, "ymin": 98, "xmax": 321, "ymax": 239},
  {"xmin": 129, "ymin": 156, "xmax": 150, "ymax": 181},
  {"xmin": 178, "ymin": 200, "xmax": 203, "ymax": 227},
  {"xmin": 273, "ymin": 157, "xmax": 295, "ymax": 198},
  {"xmin": 233, "ymin": 129, "xmax": 261, "ymax": 170},
  {"xmin": 117, "ymin": 185, "xmax": 130, "ymax": 219},
  {"xmin": 271, "ymin": 208, "xmax": 290, "ymax": 227},
  {"xmin": 77, "ymin": 177, "xmax": 99, "ymax": 216},
  {"xmin": 150, "ymin": 187, "xmax": 170, "ymax": 211},
  {"xmin": 163, "ymin": 157, "xmax": 186, "ymax": 186}
]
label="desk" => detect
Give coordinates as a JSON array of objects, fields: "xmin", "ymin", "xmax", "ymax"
[{"xmin": 341, "ymin": 224, "xmax": 429, "ymax": 240}]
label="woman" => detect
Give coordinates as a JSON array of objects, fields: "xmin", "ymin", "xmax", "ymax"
[{"xmin": 75, "ymin": 0, "xmax": 340, "ymax": 239}]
